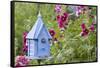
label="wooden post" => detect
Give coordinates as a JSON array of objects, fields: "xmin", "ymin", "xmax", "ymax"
[{"xmin": 37, "ymin": 59, "xmax": 41, "ymax": 65}]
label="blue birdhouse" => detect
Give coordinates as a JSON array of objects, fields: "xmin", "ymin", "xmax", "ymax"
[{"xmin": 26, "ymin": 12, "xmax": 52, "ymax": 59}]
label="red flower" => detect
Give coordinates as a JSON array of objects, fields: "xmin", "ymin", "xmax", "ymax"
[
  {"xmin": 63, "ymin": 12, "xmax": 69, "ymax": 18},
  {"xmin": 23, "ymin": 46, "xmax": 28, "ymax": 53},
  {"xmin": 55, "ymin": 5, "xmax": 62, "ymax": 13},
  {"xmin": 15, "ymin": 56, "xmax": 30, "ymax": 67},
  {"xmin": 62, "ymin": 13, "xmax": 68, "ymax": 22},
  {"xmin": 23, "ymin": 32, "xmax": 28, "ymax": 46},
  {"xmin": 57, "ymin": 15, "xmax": 60, "ymax": 21},
  {"xmin": 56, "ymin": 12, "xmax": 69, "ymax": 29},
  {"xmin": 23, "ymin": 32, "xmax": 28, "ymax": 54},
  {"xmin": 59, "ymin": 20, "xmax": 64, "ymax": 28},
  {"xmin": 80, "ymin": 23, "xmax": 89, "ymax": 36},
  {"xmin": 49, "ymin": 29, "xmax": 56, "ymax": 37},
  {"xmin": 90, "ymin": 25, "xmax": 95, "ymax": 32},
  {"xmin": 56, "ymin": 15, "xmax": 64, "ymax": 28},
  {"xmin": 81, "ymin": 28, "xmax": 89, "ymax": 36},
  {"xmin": 61, "ymin": 16, "xmax": 66, "ymax": 22},
  {"xmin": 81, "ymin": 23, "xmax": 86, "ymax": 30}
]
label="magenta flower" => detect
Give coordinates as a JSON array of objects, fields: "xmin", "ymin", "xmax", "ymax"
[
  {"xmin": 81, "ymin": 23, "xmax": 86, "ymax": 30},
  {"xmin": 23, "ymin": 32, "xmax": 28, "ymax": 46},
  {"xmin": 61, "ymin": 13, "xmax": 68, "ymax": 22},
  {"xmin": 81, "ymin": 28, "xmax": 89, "ymax": 36},
  {"xmin": 63, "ymin": 12, "xmax": 69, "ymax": 18},
  {"xmin": 63, "ymin": 12, "xmax": 69, "ymax": 25},
  {"xmin": 15, "ymin": 56, "xmax": 30, "ymax": 67},
  {"xmin": 56, "ymin": 13, "xmax": 69, "ymax": 29},
  {"xmin": 76, "ymin": 10, "xmax": 81, "ymax": 17},
  {"xmin": 23, "ymin": 45, "xmax": 28, "ymax": 53},
  {"xmin": 49, "ymin": 29, "xmax": 56, "ymax": 37},
  {"xmin": 57, "ymin": 15, "xmax": 60, "ymax": 21},
  {"xmin": 59, "ymin": 20, "xmax": 64, "ymax": 28},
  {"xmin": 76, "ymin": 6, "xmax": 82, "ymax": 17},
  {"xmin": 68, "ymin": 6, "xmax": 82, "ymax": 17},
  {"xmin": 80, "ymin": 23, "xmax": 89, "ymax": 36},
  {"xmin": 57, "ymin": 15, "xmax": 64, "ymax": 28},
  {"xmin": 61, "ymin": 16, "xmax": 66, "ymax": 22},
  {"xmin": 55, "ymin": 5, "xmax": 61, "ymax": 13},
  {"xmin": 23, "ymin": 32, "xmax": 28, "ymax": 54},
  {"xmin": 90, "ymin": 24, "xmax": 95, "ymax": 32}
]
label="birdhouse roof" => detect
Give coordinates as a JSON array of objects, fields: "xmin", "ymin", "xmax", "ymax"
[{"xmin": 26, "ymin": 13, "xmax": 52, "ymax": 39}]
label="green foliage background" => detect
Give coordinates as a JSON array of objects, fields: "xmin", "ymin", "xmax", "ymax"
[{"xmin": 14, "ymin": 2, "xmax": 97, "ymax": 65}]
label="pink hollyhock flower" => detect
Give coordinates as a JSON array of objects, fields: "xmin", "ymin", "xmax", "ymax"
[
  {"xmin": 56, "ymin": 13, "xmax": 69, "ymax": 29},
  {"xmin": 23, "ymin": 32, "xmax": 28, "ymax": 54},
  {"xmin": 63, "ymin": 12, "xmax": 69, "ymax": 25},
  {"xmin": 81, "ymin": 28, "xmax": 89, "ymax": 36},
  {"xmin": 59, "ymin": 20, "xmax": 64, "ymax": 28},
  {"xmin": 90, "ymin": 24, "xmax": 95, "ymax": 32},
  {"xmin": 49, "ymin": 29, "xmax": 56, "ymax": 37},
  {"xmin": 63, "ymin": 12, "xmax": 69, "ymax": 18},
  {"xmin": 68, "ymin": 6, "xmax": 82, "ymax": 17},
  {"xmin": 57, "ymin": 15, "xmax": 60, "ymax": 21},
  {"xmin": 80, "ymin": 23, "xmax": 89, "ymax": 36},
  {"xmin": 76, "ymin": 6, "xmax": 82, "ymax": 17},
  {"xmin": 56, "ymin": 15, "xmax": 64, "ymax": 28},
  {"xmin": 55, "ymin": 5, "xmax": 62, "ymax": 13},
  {"xmin": 15, "ymin": 55, "xmax": 30, "ymax": 67},
  {"xmin": 81, "ymin": 23, "xmax": 86, "ymax": 30},
  {"xmin": 61, "ymin": 13, "xmax": 69, "ymax": 22},
  {"xmin": 23, "ymin": 32, "xmax": 27, "ymax": 46},
  {"xmin": 61, "ymin": 16, "xmax": 66, "ymax": 23},
  {"xmin": 23, "ymin": 45, "xmax": 28, "ymax": 53},
  {"xmin": 76, "ymin": 10, "xmax": 81, "ymax": 17}
]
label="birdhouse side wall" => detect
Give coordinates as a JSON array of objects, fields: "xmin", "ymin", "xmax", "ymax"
[{"xmin": 27, "ymin": 39, "xmax": 36, "ymax": 59}]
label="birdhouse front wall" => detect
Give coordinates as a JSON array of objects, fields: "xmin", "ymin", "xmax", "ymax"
[{"xmin": 37, "ymin": 26, "xmax": 50, "ymax": 58}]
